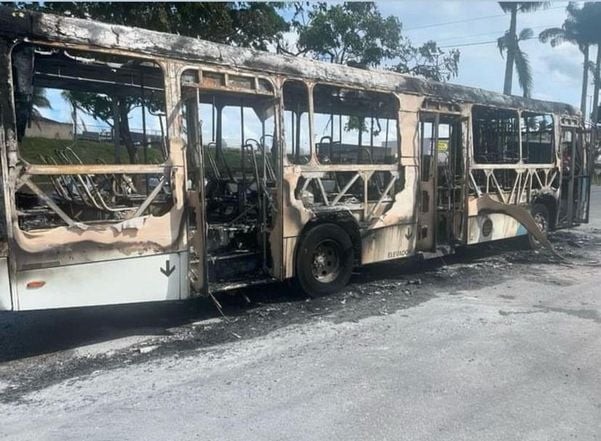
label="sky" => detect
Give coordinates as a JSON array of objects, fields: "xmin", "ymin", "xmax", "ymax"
[
  {"xmin": 39, "ymin": 1, "xmax": 587, "ymax": 147},
  {"xmin": 376, "ymin": 1, "xmax": 584, "ymax": 107}
]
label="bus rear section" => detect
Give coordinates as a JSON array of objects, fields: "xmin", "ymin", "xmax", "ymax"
[
  {"xmin": 0, "ymin": 40, "xmax": 194, "ymax": 311},
  {"xmin": 417, "ymin": 104, "xmax": 592, "ymax": 254}
]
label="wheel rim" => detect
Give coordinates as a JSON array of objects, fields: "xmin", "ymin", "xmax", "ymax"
[
  {"xmin": 311, "ymin": 239, "xmax": 341, "ymax": 283},
  {"xmin": 533, "ymin": 212, "xmax": 548, "ymax": 233},
  {"xmin": 530, "ymin": 211, "xmax": 548, "ymax": 247}
]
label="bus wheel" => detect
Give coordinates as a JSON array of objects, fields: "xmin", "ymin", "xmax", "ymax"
[
  {"xmin": 295, "ymin": 223, "xmax": 353, "ymax": 297},
  {"xmin": 528, "ymin": 203, "xmax": 550, "ymax": 249}
]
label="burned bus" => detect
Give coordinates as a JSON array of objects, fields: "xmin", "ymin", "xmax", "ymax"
[{"xmin": 0, "ymin": 7, "xmax": 592, "ymax": 310}]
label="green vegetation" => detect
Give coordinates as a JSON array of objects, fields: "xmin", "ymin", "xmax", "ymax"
[
  {"xmin": 540, "ymin": 3, "xmax": 601, "ymax": 122},
  {"xmin": 286, "ymin": 3, "xmax": 459, "ymax": 81},
  {"xmin": 21, "ymin": 138, "xmax": 252, "ymax": 175},
  {"xmin": 497, "ymin": 2, "xmax": 548, "ymax": 98},
  {"xmin": 11, "ymin": 2, "xmax": 460, "ymax": 84},
  {"xmin": 20, "ymin": 137, "xmax": 164, "ymax": 165}
]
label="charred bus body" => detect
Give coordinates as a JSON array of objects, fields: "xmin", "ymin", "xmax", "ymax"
[{"xmin": 0, "ymin": 7, "xmax": 592, "ymax": 310}]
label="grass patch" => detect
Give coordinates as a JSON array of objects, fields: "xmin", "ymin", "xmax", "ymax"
[
  {"xmin": 20, "ymin": 137, "xmax": 164, "ymax": 164},
  {"xmin": 20, "ymin": 138, "xmax": 261, "ymax": 177}
]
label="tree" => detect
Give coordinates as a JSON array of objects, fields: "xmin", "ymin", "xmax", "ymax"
[
  {"xmin": 539, "ymin": 2, "xmax": 598, "ymax": 118},
  {"xmin": 395, "ymin": 40, "xmax": 460, "ymax": 82},
  {"xmin": 14, "ymin": 88, "xmax": 53, "ymax": 140},
  {"xmin": 498, "ymin": 2, "xmax": 548, "ymax": 97},
  {"xmin": 32, "ymin": 88, "xmax": 51, "ymax": 119},
  {"xmin": 284, "ymin": 2, "xmax": 459, "ymax": 81},
  {"xmin": 24, "ymin": 2, "xmax": 289, "ymax": 51},
  {"xmin": 9, "ymin": 2, "xmax": 290, "ymax": 162},
  {"xmin": 577, "ymin": 2, "xmax": 601, "ymax": 123},
  {"xmin": 498, "ymin": 27, "xmax": 534, "ymax": 98},
  {"xmin": 539, "ymin": 6, "xmax": 588, "ymax": 115},
  {"xmin": 292, "ymin": 2, "xmax": 402, "ymax": 67},
  {"xmin": 61, "ymin": 90, "xmax": 164, "ymax": 164}
]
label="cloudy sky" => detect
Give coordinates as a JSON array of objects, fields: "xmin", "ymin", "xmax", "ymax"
[{"xmin": 377, "ymin": 1, "xmax": 584, "ymax": 107}]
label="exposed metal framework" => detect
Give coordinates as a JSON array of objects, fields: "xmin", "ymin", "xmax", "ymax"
[{"xmin": 0, "ymin": 6, "xmax": 592, "ymax": 312}]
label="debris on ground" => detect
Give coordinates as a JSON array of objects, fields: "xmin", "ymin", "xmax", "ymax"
[{"xmin": 1, "ymin": 225, "xmax": 601, "ymax": 403}]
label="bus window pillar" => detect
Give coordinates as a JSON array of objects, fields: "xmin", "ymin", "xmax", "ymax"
[{"xmin": 307, "ymin": 82, "xmax": 317, "ymax": 166}]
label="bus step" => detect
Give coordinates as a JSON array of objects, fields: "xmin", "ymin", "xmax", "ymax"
[
  {"xmin": 209, "ymin": 277, "xmax": 276, "ymax": 294},
  {"xmin": 208, "ymin": 251, "xmax": 262, "ymax": 281}
]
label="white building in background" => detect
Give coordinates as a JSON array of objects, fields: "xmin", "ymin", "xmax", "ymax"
[{"xmin": 25, "ymin": 115, "xmax": 73, "ymax": 140}]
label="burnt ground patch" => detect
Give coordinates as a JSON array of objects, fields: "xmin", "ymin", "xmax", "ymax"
[{"xmin": 1, "ymin": 227, "xmax": 600, "ymax": 403}]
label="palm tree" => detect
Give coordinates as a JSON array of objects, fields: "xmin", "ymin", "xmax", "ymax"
[
  {"xmin": 498, "ymin": 28, "xmax": 533, "ymax": 97},
  {"xmin": 32, "ymin": 87, "xmax": 52, "ymax": 118},
  {"xmin": 593, "ymin": 49, "xmax": 601, "ymax": 123},
  {"xmin": 16, "ymin": 87, "xmax": 52, "ymax": 141},
  {"xmin": 578, "ymin": 2, "xmax": 601, "ymax": 123},
  {"xmin": 498, "ymin": 2, "xmax": 548, "ymax": 96},
  {"xmin": 539, "ymin": 3, "xmax": 591, "ymax": 116},
  {"xmin": 539, "ymin": 3, "xmax": 599, "ymax": 120}
]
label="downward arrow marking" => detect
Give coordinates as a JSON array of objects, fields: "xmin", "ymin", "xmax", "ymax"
[{"xmin": 160, "ymin": 260, "xmax": 176, "ymax": 277}]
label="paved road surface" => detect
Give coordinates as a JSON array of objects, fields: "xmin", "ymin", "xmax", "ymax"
[{"xmin": 1, "ymin": 188, "xmax": 601, "ymax": 440}]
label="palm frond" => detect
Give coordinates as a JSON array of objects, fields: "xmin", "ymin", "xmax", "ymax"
[
  {"xmin": 566, "ymin": 1, "xmax": 580, "ymax": 17},
  {"xmin": 498, "ymin": 2, "xmax": 515, "ymax": 13},
  {"xmin": 32, "ymin": 88, "xmax": 52, "ymax": 110},
  {"xmin": 498, "ymin": 1, "xmax": 549, "ymax": 13},
  {"xmin": 517, "ymin": 2, "xmax": 549, "ymax": 13},
  {"xmin": 514, "ymin": 46, "xmax": 533, "ymax": 97},
  {"xmin": 497, "ymin": 32, "xmax": 509, "ymax": 57},
  {"xmin": 587, "ymin": 60, "xmax": 599, "ymax": 84},
  {"xmin": 518, "ymin": 27, "xmax": 533, "ymax": 41},
  {"xmin": 538, "ymin": 27, "xmax": 565, "ymax": 46}
]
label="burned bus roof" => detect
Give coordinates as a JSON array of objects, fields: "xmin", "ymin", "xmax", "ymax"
[{"xmin": 0, "ymin": 6, "xmax": 580, "ymax": 117}]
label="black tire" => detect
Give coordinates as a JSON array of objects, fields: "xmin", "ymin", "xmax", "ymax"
[
  {"xmin": 528, "ymin": 203, "xmax": 550, "ymax": 249},
  {"xmin": 295, "ymin": 223, "xmax": 354, "ymax": 297}
]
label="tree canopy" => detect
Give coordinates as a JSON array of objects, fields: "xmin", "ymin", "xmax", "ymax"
[
  {"xmin": 8, "ymin": 2, "xmax": 461, "ymax": 163},
  {"xmin": 539, "ymin": 2, "xmax": 597, "ymax": 115},
  {"xmin": 10, "ymin": 1, "xmax": 461, "ymax": 82},
  {"xmin": 284, "ymin": 2, "xmax": 459, "ymax": 81},
  {"xmin": 14, "ymin": 2, "xmax": 290, "ymax": 50}
]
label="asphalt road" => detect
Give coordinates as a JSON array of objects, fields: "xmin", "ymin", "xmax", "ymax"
[{"xmin": 1, "ymin": 188, "xmax": 601, "ymax": 440}]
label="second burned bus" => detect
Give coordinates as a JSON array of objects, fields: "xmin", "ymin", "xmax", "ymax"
[{"xmin": 0, "ymin": 7, "xmax": 592, "ymax": 310}]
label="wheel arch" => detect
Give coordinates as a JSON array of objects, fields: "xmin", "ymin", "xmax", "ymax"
[{"xmin": 297, "ymin": 210, "xmax": 362, "ymax": 266}]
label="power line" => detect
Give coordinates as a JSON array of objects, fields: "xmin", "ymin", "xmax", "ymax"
[
  {"xmin": 434, "ymin": 24, "xmax": 554, "ymax": 44},
  {"xmin": 404, "ymin": 13, "xmax": 507, "ymax": 31},
  {"xmin": 440, "ymin": 36, "xmax": 538, "ymax": 49},
  {"xmin": 404, "ymin": 5, "xmax": 567, "ymax": 32}
]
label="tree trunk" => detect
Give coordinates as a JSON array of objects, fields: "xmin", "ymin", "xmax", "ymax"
[
  {"xmin": 117, "ymin": 98, "xmax": 137, "ymax": 164},
  {"xmin": 503, "ymin": 5, "xmax": 517, "ymax": 95},
  {"xmin": 581, "ymin": 43, "xmax": 589, "ymax": 118},
  {"xmin": 592, "ymin": 44, "xmax": 601, "ymax": 124}
]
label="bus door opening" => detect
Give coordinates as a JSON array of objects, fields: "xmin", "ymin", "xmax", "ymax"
[
  {"xmin": 559, "ymin": 126, "xmax": 592, "ymax": 226},
  {"xmin": 181, "ymin": 70, "xmax": 278, "ymax": 291},
  {"xmin": 0, "ymin": 120, "xmax": 11, "ymax": 310},
  {"xmin": 418, "ymin": 113, "xmax": 463, "ymax": 251}
]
